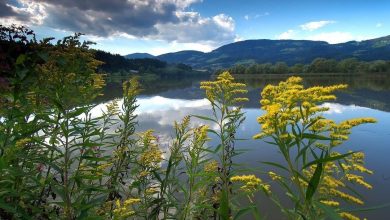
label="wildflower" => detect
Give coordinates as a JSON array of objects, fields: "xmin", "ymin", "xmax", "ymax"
[
  {"xmin": 320, "ymin": 200, "xmax": 340, "ymax": 207},
  {"xmin": 204, "ymin": 160, "xmax": 219, "ymax": 173},
  {"xmin": 92, "ymin": 74, "xmax": 105, "ymax": 89},
  {"xmin": 253, "ymin": 76, "xmax": 348, "ymax": 140},
  {"xmin": 231, "ymin": 174, "xmax": 270, "ymax": 195},
  {"xmin": 200, "ymin": 71, "xmax": 248, "ymax": 105},
  {"xmin": 329, "ymin": 189, "xmax": 364, "ymax": 205},
  {"xmin": 106, "ymin": 99, "xmax": 120, "ymax": 115},
  {"xmin": 138, "ymin": 130, "xmax": 163, "ymax": 169},
  {"xmin": 346, "ymin": 174, "xmax": 372, "ymax": 189},
  {"xmin": 339, "ymin": 212, "xmax": 360, "ymax": 220},
  {"xmin": 113, "ymin": 198, "xmax": 140, "ymax": 219},
  {"xmin": 123, "ymin": 77, "xmax": 140, "ymax": 99},
  {"xmin": 145, "ymin": 188, "xmax": 159, "ymax": 195},
  {"xmin": 268, "ymin": 171, "xmax": 282, "ymax": 181}
]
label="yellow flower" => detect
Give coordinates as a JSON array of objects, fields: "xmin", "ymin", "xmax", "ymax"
[
  {"xmin": 200, "ymin": 71, "xmax": 248, "ymax": 105},
  {"xmin": 231, "ymin": 174, "xmax": 270, "ymax": 194},
  {"xmin": 268, "ymin": 171, "xmax": 282, "ymax": 181},
  {"xmin": 320, "ymin": 200, "xmax": 340, "ymax": 207},
  {"xmin": 138, "ymin": 130, "xmax": 163, "ymax": 169},
  {"xmin": 204, "ymin": 160, "xmax": 219, "ymax": 173},
  {"xmin": 339, "ymin": 212, "xmax": 360, "ymax": 220},
  {"xmin": 113, "ymin": 198, "xmax": 140, "ymax": 219}
]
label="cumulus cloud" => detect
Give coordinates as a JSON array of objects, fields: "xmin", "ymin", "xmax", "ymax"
[
  {"xmin": 277, "ymin": 29, "xmax": 295, "ymax": 39},
  {"xmin": 153, "ymin": 12, "xmax": 235, "ymax": 46},
  {"xmin": 300, "ymin": 20, "xmax": 335, "ymax": 31},
  {"xmin": 0, "ymin": 0, "xmax": 236, "ymax": 46}
]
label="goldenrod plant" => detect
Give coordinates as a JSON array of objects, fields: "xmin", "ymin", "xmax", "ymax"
[
  {"xmin": 200, "ymin": 72, "xmax": 265, "ymax": 219},
  {"xmin": 254, "ymin": 76, "xmax": 376, "ymax": 220}
]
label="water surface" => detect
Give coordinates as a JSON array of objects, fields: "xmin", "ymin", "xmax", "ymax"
[{"xmin": 101, "ymin": 74, "xmax": 390, "ymax": 219}]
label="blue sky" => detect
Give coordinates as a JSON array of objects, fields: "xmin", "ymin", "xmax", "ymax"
[{"xmin": 1, "ymin": 0, "xmax": 389, "ymax": 55}]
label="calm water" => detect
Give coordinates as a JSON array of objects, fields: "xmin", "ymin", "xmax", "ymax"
[{"xmin": 100, "ymin": 74, "xmax": 390, "ymax": 219}]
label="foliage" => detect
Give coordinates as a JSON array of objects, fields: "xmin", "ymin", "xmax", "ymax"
[
  {"xmin": 220, "ymin": 58, "xmax": 390, "ymax": 75},
  {"xmin": 93, "ymin": 50, "xmax": 205, "ymax": 78}
]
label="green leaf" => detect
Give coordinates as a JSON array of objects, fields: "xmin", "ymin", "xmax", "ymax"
[
  {"xmin": 341, "ymin": 202, "xmax": 390, "ymax": 213},
  {"xmin": 219, "ymin": 189, "xmax": 230, "ymax": 220},
  {"xmin": 315, "ymin": 201, "xmax": 343, "ymax": 220},
  {"xmin": 16, "ymin": 54, "xmax": 26, "ymax": 65},
  {"xmin": 234, "ymin": 205, "xmax": 259, "ymax": 220},
  {"xmin": 260, "ymin": 161, "xmax": 289, "ymax": 172},
  {"xmin": 305, "ymin": 162, "xmax": 323, "ymax": 201},
  {"xmin": 191, "ymin": 114, "xmax": 218, "ymax": 123},
  {"xmin": 303, "ymin": 151, "xmax": 356, "ymax": 169},
  {"xmin": 302, "ymin": 133, "xmax": 333, "ymax": 141}
]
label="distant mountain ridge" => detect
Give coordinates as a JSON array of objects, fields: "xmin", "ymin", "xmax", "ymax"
[
  {"xmin": 127, "ymin": 35, "xmax": 390, "ymax": 69},
  {"xmin": 125, "ymin": 53, "xmax": 155, "ymax": 59}
]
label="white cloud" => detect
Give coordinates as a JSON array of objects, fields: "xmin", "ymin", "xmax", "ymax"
[
  {"xmin": 245, "ymin": 12, "xmax": 269, "ymax": 20},
  {"xmin": 305, "ymin": 32, "xmax": 371, "ymax": 44},
  {"xmin": 148, "ymin": 42, "xmax": 214, "ymax": 55},
  {"xmin": 277, "ymin": 29, "xmax": 296, "ymax": 39},
  {"xmin": 376, "ymin": 22, "xmax": 383, "ymax": 28},
  {"xmin": 321, "ymin": 103, "xmax": 369, "ymax": 114},
  {"xmin": 300, "ymin": 20, "xmax": 335, "ymax": 31},
  {"xmin": 154, "ymin": 12, "xmax": 236, "ymax": 46}
]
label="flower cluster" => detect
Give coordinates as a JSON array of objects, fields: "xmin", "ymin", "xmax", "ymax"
[
  {"xmin": 200, "ymin": 71, "xmax": 248, "ymax": 105},
  {"xmin": 230, "ymin": 174, "xmax": 270, "ymax": 195},
  {"xmin": 204, "ymin": 160, "xmax": 219, "ymax": 173},
  {"xmin": 106, "ymin": 99, "xmax": 120, "ymax": 115},
  {"xmin": 254, "ymin": 76, "xmax": 348, "ymax": 139},
  {"xmin": 268, "ymin": 171, "xmax": 282, "ymax": 181},
  {"xmin": 138, "ymin": 130, "xmax": 163, "ymax": 170},
  {"xmin": 311, "ymin": 118, "xmax": 376, "ymax": 147},
  {"xmin": 113, "ymin": 198, "xmax": 141, "ymax": 219},
  {"xmin": 123, "ymin": 77, "xmax": 140, "ymax": 100}
]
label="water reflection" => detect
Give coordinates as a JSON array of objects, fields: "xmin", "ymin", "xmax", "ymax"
[
  {"xmin": 100, "ymin": 73, "xmax": 390, "ymax": 112},
  {"xmin": 96, "ymin": 74, "xmax": 390, "ymax": 219}
]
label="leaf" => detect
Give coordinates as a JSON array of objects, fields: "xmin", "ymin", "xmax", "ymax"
[
  {"xmin": 218, "ymin": 189, "xmax": 230, "ymax": 220},
  {"xmin": 234, "ymin": 205, "xmax": 259, "ymax": 220},
  {"xmin": 341, "ymin": 202, "xmax": 390, "ymax": 213},
  {"xmin": 260, "ymin": 161, "xmax": 289, "ymax": 172},
  {"xmin": 315, "ymin": 201, "xmax": 343, "ymax": 220},
  {"xmin": 305, "ymin": 162, "xmax": 323, "ymax": 201},
  {"xmin": 16, "ymin": 54, "xmax": 26, "ymax": 65},
  {"xmin": 302, "ymin": 133, "xmax": 333, "ymax": 141},
  {"xmin": 191, "ymin": 114, "xmax": 218, "ymax": 123},
  {"xmin": 303, "ymin": 151, "xmax": 356, "ymax": 169}
]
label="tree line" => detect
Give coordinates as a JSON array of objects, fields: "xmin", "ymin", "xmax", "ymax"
[
  {"xmin": 94, "ymin": 50, "xmax": 203, "ymax": 78},
  {"xmin": 219, "ymin": 58, "xmax": 390, "ymax": 75}
]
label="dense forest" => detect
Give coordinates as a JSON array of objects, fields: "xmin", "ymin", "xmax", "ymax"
[
  {"xmin": 218, "ymin": 58, "xmax": 390, "ymax": 75},
  {"xmin": 94, "ymin": 50, "xmax": 204, "ymax": 78}
]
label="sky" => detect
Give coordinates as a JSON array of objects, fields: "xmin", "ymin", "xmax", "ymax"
[{"xmin": 0, "ymin": 0, "xmax": 389, "ymax": 55}]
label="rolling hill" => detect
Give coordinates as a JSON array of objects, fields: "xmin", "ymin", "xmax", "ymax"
[{"xmin": 150, "ymin": 36, "xmax": 390, "ymax": 69}]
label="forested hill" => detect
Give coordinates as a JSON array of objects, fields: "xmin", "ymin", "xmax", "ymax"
[
  {"xmin": 153, "ymin": 35, "xmax": 390, "ymax": 69},
  {"xmin": 94, "ymin": 50, "xmax": 204, "ymax": 77}
]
